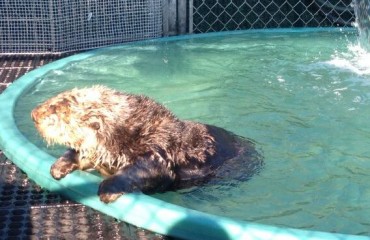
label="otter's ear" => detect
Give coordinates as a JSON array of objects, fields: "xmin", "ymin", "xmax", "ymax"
[{"xmin": 89, "ymin": 122, "xmax": 100, "ymax": 130}]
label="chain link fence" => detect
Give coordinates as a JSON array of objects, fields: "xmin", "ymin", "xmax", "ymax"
[
  {"xmin": 0, "ymin": 0, "xmax": 162, "ymax": 54},
  {"xmin": 192, "ymin": 0, "xmax": 354, "ymax": 33},
  {"xmin": 0, "ymin": 1, "xmax": 357, "ymax": 55}
]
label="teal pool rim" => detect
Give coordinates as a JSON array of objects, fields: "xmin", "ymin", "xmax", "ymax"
[{"xmin": 0, "ymin": 27, "xmax": 368, "ymax": 240}]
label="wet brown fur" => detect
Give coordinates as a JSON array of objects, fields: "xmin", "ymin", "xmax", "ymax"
[{"xmin": 31, "ymin": 85, "xmax": 262, "ymax": 203}]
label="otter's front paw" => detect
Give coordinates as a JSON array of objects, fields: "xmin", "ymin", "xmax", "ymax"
[
  {"xmin": 99, "ymin": 192, "xmax": 124, "ymax": 204},
  {"xmin": 50, "ymin": 157, "xmax": 78, "ymax": 180},
  {"xmin": 98, "ymin": 178, "xmax": 128, "ymax": 203}
]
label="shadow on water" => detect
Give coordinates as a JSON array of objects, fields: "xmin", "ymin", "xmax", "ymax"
[{"xmin": 165, "ymin": 216, "xmax": 231, "ymax": 240}]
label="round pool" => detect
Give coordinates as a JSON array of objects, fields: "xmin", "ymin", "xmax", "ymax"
[{"xmin": 1, "ymin": 28, "xmax": 370, "ymax": 239}]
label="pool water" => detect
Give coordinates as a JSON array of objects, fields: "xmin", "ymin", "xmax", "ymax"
[{"xmin": 15, "ymin": 29, "xmax": 370, "ymax": 235}]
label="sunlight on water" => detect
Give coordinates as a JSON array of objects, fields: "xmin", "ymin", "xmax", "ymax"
[
  {"xmin": 328, "ymin": 43, "xmax": 370, "ymax": 75},
  {"xmin": 14, "ymin": 30, "xmax": 370, "ymax": 236}
]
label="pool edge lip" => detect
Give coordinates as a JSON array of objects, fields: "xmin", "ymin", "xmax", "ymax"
[{"xmin": 0, "ymin": 28, "xmax": 368, "ymax": 240}]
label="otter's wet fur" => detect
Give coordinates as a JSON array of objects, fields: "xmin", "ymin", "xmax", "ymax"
[{"xmin": 31, "ymin": 85, "xmax": 262, "ymax": 203}]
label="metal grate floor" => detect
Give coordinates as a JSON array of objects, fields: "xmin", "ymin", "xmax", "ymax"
[{"xmin": 0, "ymin": 55, "xmax": 170, "ymax": 240}]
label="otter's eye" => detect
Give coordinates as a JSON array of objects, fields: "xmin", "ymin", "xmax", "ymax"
[
  {"xmin": 90, "ymin": 122, "xmax": 100, "ymax": 130},
  {"xmin": 49, "ymin": 105, "xmax": 57, "ymax": 114}
]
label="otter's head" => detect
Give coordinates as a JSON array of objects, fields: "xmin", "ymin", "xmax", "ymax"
[{"xmin": 31, "ymin": 86, "xmax": 129, "ymax": 151}]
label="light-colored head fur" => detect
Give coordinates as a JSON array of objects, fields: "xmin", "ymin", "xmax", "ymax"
[{"xmin": 31, "ymin": 85, "xmax": 131, "ymax": 169}]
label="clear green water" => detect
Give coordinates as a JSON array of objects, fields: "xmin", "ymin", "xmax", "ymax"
[{"xmin": 15, "ymin": 30, "xmax": 370, "ymax": 235}]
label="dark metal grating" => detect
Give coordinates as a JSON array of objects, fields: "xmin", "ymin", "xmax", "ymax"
[
  {"xmin": 0, "ymin": 56, "xmax": 171, "ymax": 240},
  {"xmin": 0, "ymin": 55, "xmax": 63, "ymax": 93}
]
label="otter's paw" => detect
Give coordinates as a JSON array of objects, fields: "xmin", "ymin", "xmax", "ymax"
[
  {"xmin": 50, "ymin": 157, "xmax": 78, "ymax": 180},
  {"xmin": 99, "ymin": 192, "xmax": 123, "ymax": 204},
  {"xmin": 98, "ymin": 178, "xmax": 127, "ymax": 203}
]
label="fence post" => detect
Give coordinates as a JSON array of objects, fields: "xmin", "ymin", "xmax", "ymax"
[
  {"xmin": 162, "ymin": 0, "xmax": 191, "ymax": 36},
  {"xmin": 188, "ymin": 0, "xmax": 193, "ymax": 34},
  {"xmin": 178, "ymin": 0, "xmax": 186, "ymax": 34},
  {"xmin": 162, "ymin": 0, "xmax": 169, "ymax": 36},
  {"xmin": 169, "ymin": 0, "xmax": 177, "ymax": 35}
]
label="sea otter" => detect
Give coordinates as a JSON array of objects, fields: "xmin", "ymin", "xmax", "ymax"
[{"xmin": 31, "ymin": 85, "xmax": 262, "ymax": 203}]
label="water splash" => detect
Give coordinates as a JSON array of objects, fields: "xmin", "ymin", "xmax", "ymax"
[
  {"xmin": 327, "ymin": 43, "xmax": 370, "ymax": 75},
  {"xmin": 325, "ymin": 1, "xmax": 370, "ymax": 75},
  {"xmin": 353, "ymin": 0, "xmax": 370, "ymax": 50}
]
